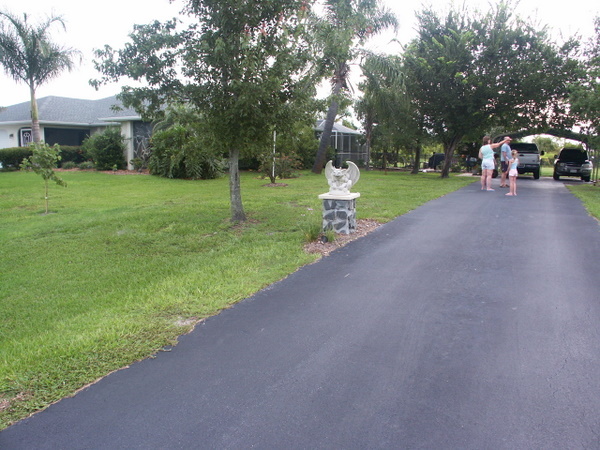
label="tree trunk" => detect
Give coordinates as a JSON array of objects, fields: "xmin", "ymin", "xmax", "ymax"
[
  {"xmin": 30, "ymin": 85, "xmax": 41, "ymax": 143},
  {"xmin": 312, "ymin": 79, "xmax": 342, "ymax": 174},
  {"xmin": 440, "ymin": 136, "xmax": 462, "ymax": 178},
  {"xmin": 411, "ymin": 143, "xmax": 422, "ymax": 174},
  {"xmin": 44, "ymin": 178, "xmax": 49, "ymax": 215},
  {"xmin": 364, "ymin": 119, "xmax": 373, "ymax": 171},
  {"xmin": 228, "ymin": 147, "xmax": 246, "ymax": 223}
]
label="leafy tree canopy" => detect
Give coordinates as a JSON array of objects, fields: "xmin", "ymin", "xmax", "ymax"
[
  {"xmin": 569, "ymin": 16, "xmax": 600, "ymax": 148},
  {"xmin": 402, "ymin": 1, "xmax": 582, "ymax": 177},
  {"xmin": 92, "ymin": 0, "xmax": 318, "ymax": 222}
]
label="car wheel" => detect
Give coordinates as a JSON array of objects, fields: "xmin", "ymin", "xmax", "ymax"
[
  {"xmin": 553, "ymin": 171, "xmax": 560, "ymax": 180},
  {"xmin": 582, "ymin": 176, "xmax": 590, "ymax": 182},
  {"xmin": 533, "ymin": 169, "xmax": 540, "ymax": 179}
]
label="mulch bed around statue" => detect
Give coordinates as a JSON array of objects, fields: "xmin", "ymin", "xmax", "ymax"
[{"xmin": 304, "ymin": 219, "xmax": 382, "ymax": 257}]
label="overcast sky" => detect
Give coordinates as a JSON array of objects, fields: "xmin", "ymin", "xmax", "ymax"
[{"xmin": 1, "ymin": 0, "xmax": 598, "ymax": 107}]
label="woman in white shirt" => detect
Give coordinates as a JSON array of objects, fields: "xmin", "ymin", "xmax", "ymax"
[{"xmin": 478, "ymin": 135, "xmax": 511, "ymax": 191}]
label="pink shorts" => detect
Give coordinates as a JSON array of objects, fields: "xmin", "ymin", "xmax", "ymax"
[{"xmin": 509, "ymin": 169, "xmax": 518, "ymax": 177}]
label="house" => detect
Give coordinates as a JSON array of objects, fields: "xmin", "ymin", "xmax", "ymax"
[
  {"xmin": 0, "ymin": 96, "xmax": 150, "ymax": 170},
  {"xmin": 0, "ymin": 95, "xmax": 367, "ymax": 170},
  {"xmin": 315, "ymin": 119, "xmax": 366, "ymax": 166}
]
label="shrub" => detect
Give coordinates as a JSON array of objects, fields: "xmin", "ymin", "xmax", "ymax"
[
  {"xmin": 148, "ymin": 126, "xmax": 225, "ymax": 180},
  {"xmin": 130, "ymin": 157, "xmax": 145, "ymax": 172},
  {"xmin": 59, "ymin": 146, "xmax": 86, "ymax": 165},
  {"xmin": 61, "ymin": 161, "xmax": 78, "ymax": 169},
  {"xmin": 0, "ymin": 147, "xmax": 33, "ymax": 169},
  {"xmin": 275, "ymin": 122, "xmax": 321, "ymax": 170},
  {"xmin": 78, "ymin": 161, "xmax": 96, "ymax": 170},
  {"xmin": 82, "ymin": 128, "xmax": 126, "ymax": 171},
  {"xmin": 258, "ymin": 152, "xmax": 302, "ymax": 183}
]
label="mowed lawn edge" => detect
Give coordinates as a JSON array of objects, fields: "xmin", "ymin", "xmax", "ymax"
[{"xmin": 1, "ymin": 169, "xmax": 476, "ymax": 428}]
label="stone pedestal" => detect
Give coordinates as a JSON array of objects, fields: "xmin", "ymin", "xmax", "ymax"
[{"xmin": 318, "ymin": 193, "xmax": 360, "ymax": 235}]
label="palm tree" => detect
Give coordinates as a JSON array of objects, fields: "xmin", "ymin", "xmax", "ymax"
[
  {"xmin": 311, "ymin": 0, "xmax": 397, "ymax": 174},
  {"xmin": 356, "ymin": 53, "xmax": 404, "ymax": 169},
  {"xmin": 0, "ymin": 10, "xmax": 80, "ymax": 142}
]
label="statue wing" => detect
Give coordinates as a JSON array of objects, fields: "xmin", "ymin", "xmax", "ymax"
[
  {"xmin": 346, "ymin": 161, "xmax": 360, "ymax": 186},
  {"xmin": 324, "ymin": 160, "xmax": 334, "ymax": 182}
]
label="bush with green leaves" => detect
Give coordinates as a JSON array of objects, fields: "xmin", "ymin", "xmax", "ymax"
[
  {"xmin": 148, "ymin": 125, "xmax": 225, "ymax": 180},
  {"xmin": 258, "ymin": 152, "xmax": 302, "ymax": 183},
  {"xmin": 58, "ymin": 146, "xmax": 86, "ymax": 165},
  {"xmin": 274, "ymin": 123, "xmax": 321, "ymax": 170},
  {"xmin": 20, "ymin": 142, "xmax": 67, "ymax": 214},
  {"xmin": 130, "ymin": 157, "xmax": 145, "ymax": 172},
  {"xmin": 82, "ymin": 127, "xmax": 126, "ymax": 171},
  {"xmin": 78, "ymin": 161, "xmax": 96, "ymax": 170},
  {"xmin": 0, "ymin": 147, "xmax": 33, "ymax": 169},
  {"xmin": 61, "ymin": 161, "xmax": 78, "ymax": 169}
]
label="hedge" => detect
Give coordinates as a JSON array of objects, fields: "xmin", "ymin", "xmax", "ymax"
[
  {"xmin": 0, "ymin": 145, "xmax": 87, "ymax": 170},
  {"xmin": 0, "ymin": 147, "xmax": 32, "ymax": 169}
]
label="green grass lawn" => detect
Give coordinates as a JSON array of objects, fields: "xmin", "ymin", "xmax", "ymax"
[
  {"xmin": 568, "ymin": 183, "xmax": 600, "ymax": 219},
  {"xmin": 541, "ymin": 166, "xmax": 554, "ymax": 177},
  {"xmin": 539, "ymin": 165, "xmax": 600, "ymax": 216},
  {"xmin": 0, "ymin": 168, "xmax": 494, "ymax": 427}
]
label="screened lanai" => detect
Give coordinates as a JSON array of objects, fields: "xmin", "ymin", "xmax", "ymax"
[{"xmin": 315, "ymin": 120, "xmax": 366, "ymax": 166}]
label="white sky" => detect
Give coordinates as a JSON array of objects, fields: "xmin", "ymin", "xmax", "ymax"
[{"xmin": 1, "ymin": 0, "xmax": 598, "ymax": 107}]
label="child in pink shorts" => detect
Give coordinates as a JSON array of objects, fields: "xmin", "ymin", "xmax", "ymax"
[{"xmin": 506, "ymin": 150, "xmax": 519, "ymax": 196}]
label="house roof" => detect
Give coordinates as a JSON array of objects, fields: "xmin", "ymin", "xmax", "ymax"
[
  {"xmin": 315, "ymin": 119, "xmax": 362, "ymax": 135},
  {"xmin": 0, "ymin": 96, "xmax": 140, "ymax": 127}
]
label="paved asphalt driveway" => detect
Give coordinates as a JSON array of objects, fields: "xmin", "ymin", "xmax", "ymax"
[{"xmin": 2, "ymin": 177, "xmax": 599, "ymax": 449}]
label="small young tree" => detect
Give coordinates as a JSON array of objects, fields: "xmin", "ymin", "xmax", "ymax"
[{"xmin": 20, "ymin": 142, "xmax": 66, "ymax": 214}]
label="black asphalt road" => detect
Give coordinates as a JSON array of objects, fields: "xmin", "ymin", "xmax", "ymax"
[{"xmin": 2, "ymin": 177, "xmax": 599, "ymax": 449}]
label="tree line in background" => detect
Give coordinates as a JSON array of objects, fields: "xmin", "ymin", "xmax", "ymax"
[{"xmin": 1, "ymin": 0, "xmax": 599, "ymax": 222}]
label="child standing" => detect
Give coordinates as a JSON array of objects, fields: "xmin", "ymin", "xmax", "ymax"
[{"xmin": 506, "ymin": 150, "xmax": 519, "ymax": 196}]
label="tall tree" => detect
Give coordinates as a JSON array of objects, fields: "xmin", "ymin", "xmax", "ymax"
[
  {"xmin": 0, "ymin": 11, "xmax": 79, "ymax": 142},
  {"xmin": 403, "ymin": 2, "xmax": 581, "ymax": 178},
  {"xmin": 93, "ymin": 0, "xmax": 316, "ymax": 222},
  {"xmin": 311, "ymin": 0, "xmax": 397, "ymax": 173},
  {"xmin": 357, "ymin": 53, "xmax": 431, "ymax": 173},
  {"xmin": 356, "ymin": 53, "xmax": 404, "ymax": 169},
  {"xmin": 569, "ymin": 16, "xmax": 600, "ymax": 147}
]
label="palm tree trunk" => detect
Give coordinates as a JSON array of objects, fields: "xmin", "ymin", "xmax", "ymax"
[
  {"xmin": 30, "ymin": 85, "xmax": 41, "ymax": 143},
  {"xmin": 312, "ymin": 79, "xmax": 342, "ymax": 174},
  {"xmin": 228, "ymin": 147, "xmax": 246, "ymax": 223}
]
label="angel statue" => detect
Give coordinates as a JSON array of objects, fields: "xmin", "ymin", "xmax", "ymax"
[{"xmin": 324, "ymin": 160, "xmax": 360, "ymax": 195}]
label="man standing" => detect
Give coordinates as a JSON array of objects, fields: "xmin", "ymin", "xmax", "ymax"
[{"xmin": 500, "ymin": 136, "xmax": 513, "ymax": 188}]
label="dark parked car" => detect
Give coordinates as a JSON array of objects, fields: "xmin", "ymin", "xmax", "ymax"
[
  {"xmin": 553, "ymin": 148, "xmax": 593, "ymax": 182},
  {"xmin": 428, "ymin": 153, "xmax": 445, "ymax": 170}
]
